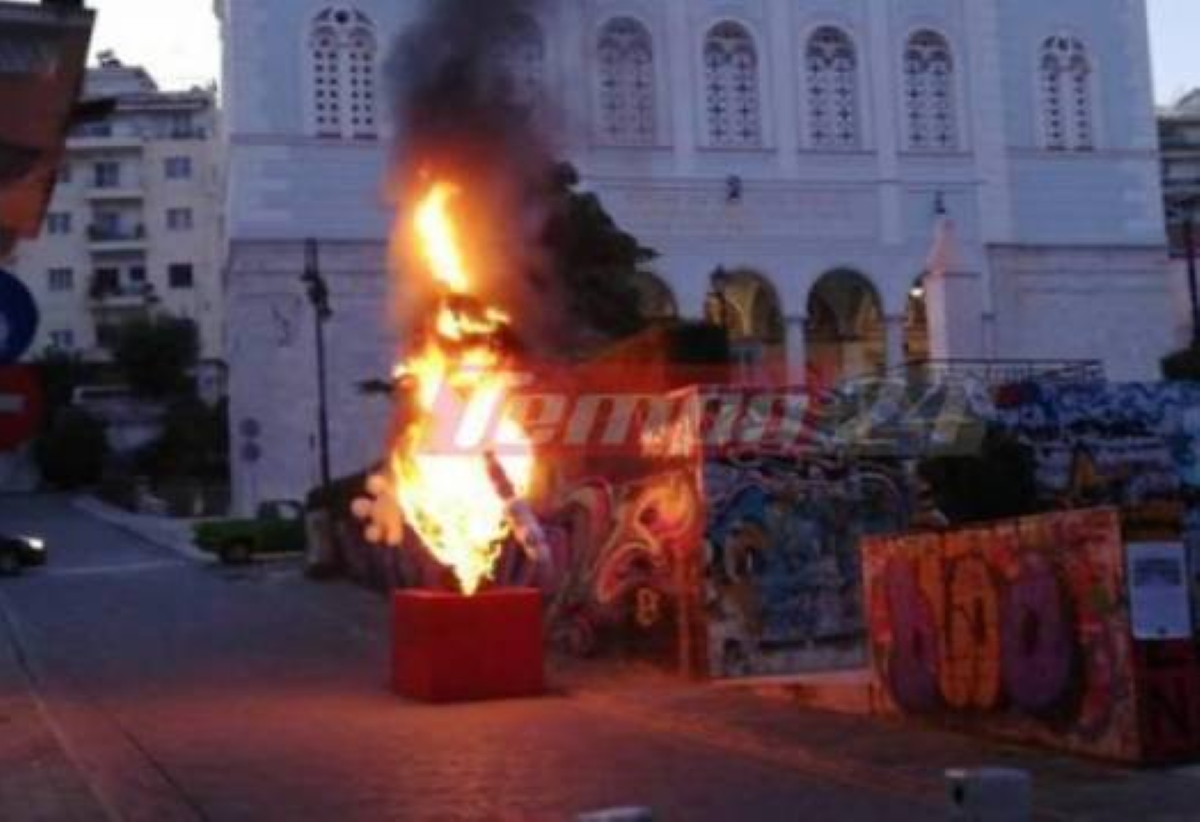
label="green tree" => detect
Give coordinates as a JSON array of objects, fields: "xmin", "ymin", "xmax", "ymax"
[
  {"xmin": 540, "ymin": 162, "xmax": 661, "ymax": 342},
  {"xmin": 32, "ymin": 350, "xmax": 93, "ymax": 432},
  {"xmin": 137, "ymin": 397, "xmax": 229, "ymax": 481},
  {"xmin": 35, "ymin": 409, "xmax": 109, "ymax": 489},
  {"xmin": 111, "ymin": 316, "xmax": 200, "ymax": 398},
  {"xmin": 1162, "ymin": 345, "xmax": 1200, "ymax": 381}
]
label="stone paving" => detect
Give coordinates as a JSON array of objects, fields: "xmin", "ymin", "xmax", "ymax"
[{"xmin": 0, "ymin": 494, "xmax": 1198, "ymax": 821}]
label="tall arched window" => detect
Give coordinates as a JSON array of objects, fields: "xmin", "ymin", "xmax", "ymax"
[
  {"xmin": 703, "ymin": 22, "xmax": 762, "ymax": 149},
  {"xmin": 596, "ymin": 17, "xmax": 657, "ymax": 146},
  {"xmin": 805, "ymin": 26, "xmax": 859, "ymax": 150},
  {"xmin": 1040, "ymin": 35, "xmax": 1094, "ymax": 151},
  {"xmin": 495, "ymin": 14, "xmax": 546, "ymax": 109},
  {"xmin": 309, "ymin": 8, "xmax": 378, "ymax": 140},
  {"xmin": 903, "ymin": 30, "xmax": 956, "ymax": 152}
]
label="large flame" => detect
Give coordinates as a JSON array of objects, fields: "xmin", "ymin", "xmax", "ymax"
[{"xmin": 388, "ymin": 181, "xmax": 534, "ymax": 595}]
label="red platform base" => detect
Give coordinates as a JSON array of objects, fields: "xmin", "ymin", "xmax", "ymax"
[{"xmin": 391, "ymin": 588, "xmax": 545, "ymax": 702}]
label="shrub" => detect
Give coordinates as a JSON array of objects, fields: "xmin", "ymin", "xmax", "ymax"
[
  {"xmin": 110, "ymin": 316, "xmax": 200, "ymax": 398},
  {"xmin": 36, "ymin": 409, "xmax": 109, "ymax": 489},
  {"xmin": 1162, "ymin": 345, "xmax": 1200, "ymax": 381}
]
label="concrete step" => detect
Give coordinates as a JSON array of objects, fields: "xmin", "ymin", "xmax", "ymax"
[{"xmin": 716, "ymin": 668, "xmax": 878, "ymax": 716}]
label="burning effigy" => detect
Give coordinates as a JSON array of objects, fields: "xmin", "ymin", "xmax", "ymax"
[
  {"xmin": 350, "ymin": 0, "xmax": 564, "ymax": 603},
  {"xmin": 346, "ymin": 0, "xmax": 576, "ymax": 700}
]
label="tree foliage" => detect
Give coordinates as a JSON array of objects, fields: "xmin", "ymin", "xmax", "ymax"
[
  {"xmin": 111, "ymin": 316, "xmax": 200, "ymax": 398},
  {"xmin": 35, "ymin": 409, "xmax": 109, "ymax": 489},
  {"xmin": 919, "ymin": 426, "xmax": 1039, "ymax": 525},
  {"xmin": 32, "ymin": 349, "xmax": 93, "ymax": 432},
  {"xmin": 540, "ymin": 162, "xmax": 661, "ymax": 341},
  {"xmin": 1162, "ymin": 345, "xmax": 1200, "ymax": 381},
  {"xmin": 136, "ymin": 397, "xmax": 229, "ymax": 482}
]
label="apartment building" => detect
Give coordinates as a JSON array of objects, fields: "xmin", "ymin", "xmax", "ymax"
[{"xmin": 10, "ymin": 57, "xmax": 222, "ymax": 360}]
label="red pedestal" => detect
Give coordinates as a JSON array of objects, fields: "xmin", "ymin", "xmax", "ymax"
[{"xmin": 391, "ymin": 588, "xmax": 545, "ymax": 702}]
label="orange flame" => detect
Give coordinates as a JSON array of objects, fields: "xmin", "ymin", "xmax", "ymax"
[{"xmin": 387, "ymin": 181, "xmax": 534, "ymax": 595}]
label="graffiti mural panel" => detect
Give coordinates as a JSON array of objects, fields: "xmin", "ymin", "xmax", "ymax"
[
  {"xmin": 864, "ymin": 509, "xmax": 1144, "ymax": 761},
  {"xmin": 704, "ymin": 454, "xmax": 908, "ymax": 678}
]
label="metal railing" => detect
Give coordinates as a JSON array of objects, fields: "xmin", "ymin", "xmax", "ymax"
[
  {"xmin": 892, "ymin": 358, "xmax": 1105, "ymax": 387},
  {"xmin": 87, "ymin": 223, "xmax": 145, "ymax": 242}
]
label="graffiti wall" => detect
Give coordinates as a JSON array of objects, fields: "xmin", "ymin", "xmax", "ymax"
[
  {"xmin": 703, "ymin": 454, "xmax": 908, "ymax": 678},
  {"xmin": 989, "ymin": 381, "xmax": 1200, "ymax": 628},
  {"xmin": 332, "ymin": 467, "xmax": 706, "ymax": 671},
  {"xmin": 864, "ymin": 509, "xmax": 1146, "ymax": 760}
]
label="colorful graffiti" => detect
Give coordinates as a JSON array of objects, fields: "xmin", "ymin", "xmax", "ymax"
[
  {"xmin": 332, "ymin": 468, "xmax": 705, "ymax": 668},
  {"xmin": 990, "ymin": 381, "xmax": 1200, "ymax": 506},
  {"xmin": 703, "ymin": 454, "xmax": 909, "ymax": 678},
  {"xmin": 533, "ymin": 469, "xmax": 703, "ymax": 666},
  {"xmin": 864, "ymin": 508, "xmax": 1146, "ymax": 760}
]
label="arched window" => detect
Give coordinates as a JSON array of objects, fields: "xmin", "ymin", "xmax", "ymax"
[
  {"xmin": 309, "ymin": 8, "xmax": 378, "ymax": 140},
  {"xmin": 805, "ymin": 26, "xmax": 859, "ymax": 150},
  {"xmin": 596, "ymin": 17, "xmax": 657, "ymax": 146},
  {"xmin": 495, "ymin": 14, "xmax": 545, "ymax": 109},
  {"xmin": 703, "ymin": 22, "xmax": 762, "ymax": 149},
  {"xmin": 903, "ymin": 30, "xmax": 956, "ymax": 152},
  {"xmin": 1040, "ymin": 35, "xmax": 1094, "ymax": 151}
]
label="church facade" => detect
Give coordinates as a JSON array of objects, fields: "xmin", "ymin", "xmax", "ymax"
[{"xmin": 215, "ymin": 0, "xmax": 1174, "ymax": 512}]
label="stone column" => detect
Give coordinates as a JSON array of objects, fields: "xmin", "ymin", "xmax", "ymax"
[
  {"xmin": 883, "ymin": 314, "xmax": 906, "ymax": 373},
  {"xmin": 784, "ymin": 315, "xmax": 808, "ymax": 385}
]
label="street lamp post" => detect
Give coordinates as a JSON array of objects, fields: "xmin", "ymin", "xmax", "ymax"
[{"xmin": 302, "ymin": 238, "xmax": 333, "ymax": 492}]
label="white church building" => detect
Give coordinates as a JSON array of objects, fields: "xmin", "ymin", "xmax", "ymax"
[{"xmin": 215, "ymin": 0, "xmax": 1176, "ymax": 512}]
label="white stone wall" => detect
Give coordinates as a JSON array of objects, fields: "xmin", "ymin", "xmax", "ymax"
[
  {"xmin": 225, "ymin": 240, "xmax": 394, "ymax": 512},
  {"xmin": 219, "ymin": 0, "xmax": 1176, "ymax": 508}
]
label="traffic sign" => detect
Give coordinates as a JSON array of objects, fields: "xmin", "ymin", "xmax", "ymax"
[
  {"xmin": 0, "ymin": 269, "xmax": 39, "ymax": 364},
  {"xmin": 0, "ymin": 366, "xmax": 43, "ymax": 451}
]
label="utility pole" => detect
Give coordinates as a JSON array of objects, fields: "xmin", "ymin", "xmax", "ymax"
[{"xmin": 302, "ymin": 238, "xmax": 333, "ymax": 491}]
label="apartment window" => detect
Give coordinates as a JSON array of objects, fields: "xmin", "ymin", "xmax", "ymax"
[
  {"xmin": 57, "ymin": 163, "xmax": 72, "ymax": 184},
  {"xmin": 46, "ymin": 212, "xmax": 72, "ymax": 235},
  {"xmin": 47, "ymin": 267, "xmax": 74, "ymax": 292},
  {"xmin": 129, "ymin": 265, "xmax": 147, "ymax": 284},
  {"xmin": 49, "ymin": 330, "xmax": 76, "ymax": 350},
  {"xmin": 167, "ymin": 208, "xmax": 194, "ymax": 231},
  {"xmin": 164, "ymin": 156, "xmax": 193, "ymax": 179},
  {"xmin": 93, "ymin": 161, "xmax": 121, "ymax": 188},
  {"xmin": 168, "ymin": 263, "xmax": 195, "ymax": 289},
  {"xmin": 92, "ymin": 267, "xmax": 119, "ymax": 297}
]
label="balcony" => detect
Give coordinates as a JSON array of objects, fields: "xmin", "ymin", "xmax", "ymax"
[
  {"xmin": 84, "ymin": 182, "xmax": 144, "ymax": 202},
  {"xmin": 88, "ymin": 223, "xmax": 147, "ymax": 252},
  {"xmin": 89, "ymin": 277, "xmax": 158, "ymax": 310}
]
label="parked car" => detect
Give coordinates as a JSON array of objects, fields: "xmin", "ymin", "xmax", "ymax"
[
  {"xmin": 193, "ymin": 501, "xmax": 306, "ymax": 565},
  {"xmin": 0, "ymin": 534, "xmax": 48, "ymax": 577}
]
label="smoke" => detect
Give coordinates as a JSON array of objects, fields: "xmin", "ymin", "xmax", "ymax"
[{"xmin": 386, "ymin": 0, "xmax": 570, "ymax": 354}]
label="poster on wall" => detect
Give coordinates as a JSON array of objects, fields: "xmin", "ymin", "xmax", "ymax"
[{"xmin": 1127, "ymin": 543, "xmax": 1193, "ymax": 641}]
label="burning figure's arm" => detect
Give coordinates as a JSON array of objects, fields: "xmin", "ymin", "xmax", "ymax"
[
  {"xmin": 352, "ymin": 472, "xmax": 406, "ymax": 547},
  {"xmin": 484, "ymin": 450, "xmax": 551, "ymax": 567}
]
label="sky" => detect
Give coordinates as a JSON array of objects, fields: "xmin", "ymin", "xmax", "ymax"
[{"xmin": 17, "ymin": 0, "xmax": 1200, "ymax": 105}]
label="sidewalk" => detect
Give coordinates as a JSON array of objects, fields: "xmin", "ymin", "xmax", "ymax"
[{"xmin": 71, "ymin": 495, "xmax": 210, "ymax": 562}]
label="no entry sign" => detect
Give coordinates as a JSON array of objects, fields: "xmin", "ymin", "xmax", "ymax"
[
  {"xmin": 0, "ymin": 366, "xmax": 42, "ymax": 451},
  {"xmin": 0, "ymin": 269, "xmax": 39, "ymax": 364}
]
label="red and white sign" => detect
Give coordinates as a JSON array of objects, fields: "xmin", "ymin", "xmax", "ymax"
[{"xmin": 0, "ymin": 366, "xmax": 42, "ymax": 451}]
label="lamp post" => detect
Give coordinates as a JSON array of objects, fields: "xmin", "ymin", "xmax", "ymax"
[{"xmin": 302, "ymin": 238, "xmax": 333, "ymax": 491}]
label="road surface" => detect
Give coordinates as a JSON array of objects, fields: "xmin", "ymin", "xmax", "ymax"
[{"xmin": 0, "ymin": 494, "xmax": 1196, "ymax": 821}]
